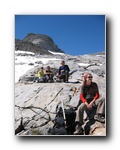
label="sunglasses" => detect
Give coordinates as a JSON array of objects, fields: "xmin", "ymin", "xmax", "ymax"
[{"xmin": 87, "ymin": 76, "xmax": 93, "ymax": 78}]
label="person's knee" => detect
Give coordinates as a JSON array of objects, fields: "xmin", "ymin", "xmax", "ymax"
[
  {"xmin": 96, "ymin": 97, "xmax": 105, "ymax": 104},
  {"xmin": 78, "ymin": 103, "xmax": 86, "ymax": 111},
  {"xmin": 100, "ymin": 97, "xmax": 105, "ymax": 103}
]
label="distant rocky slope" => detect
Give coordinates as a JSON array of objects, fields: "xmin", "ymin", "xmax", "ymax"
[
  {"xmin": 15, "ymin": 52, "xmax": 106, "ymax": 136},
  {"xmin": 15, "ymin": 39, "xmax": 50, "ymax": 55},
  {"xmin": 15, "ymin": 33, "xmax": 64, "ymax": 55}
]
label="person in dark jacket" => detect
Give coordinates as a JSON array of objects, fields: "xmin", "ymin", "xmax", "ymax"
[
  {"xmin": 58, "ymin": 61, "xmax": 70, "ymax": 82},
  {"xmin": 74, "ymin": 72, "xmax": 105, "ymax": 134}
]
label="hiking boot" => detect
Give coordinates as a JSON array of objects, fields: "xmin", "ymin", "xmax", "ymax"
[
  {"xmin": 73, "ymin": 124, "xmax": 82, "ymax": 135},
  {"xmin": 94, "ymin": 114, "xmax": 105, "ymax": 123}
]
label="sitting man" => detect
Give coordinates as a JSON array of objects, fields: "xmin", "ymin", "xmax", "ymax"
[
  {"xmin": 37, "ymin": 67, "xmax": 45, "ymax": 82},
  {"xmin": 58, "ymin": 60, "xmax": 70, "ymax": 82},
  {"xmin": 44, "ymin": 66, "xmax": 54, "ymax": 82}
]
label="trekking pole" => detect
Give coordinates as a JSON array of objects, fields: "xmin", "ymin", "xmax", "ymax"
[{"xmin": 61, "ymin": 99, "xmax": 66, "ymax": 126}]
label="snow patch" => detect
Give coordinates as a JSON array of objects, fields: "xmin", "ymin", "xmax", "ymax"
[
  {"xmin": 15, "ymin": 50, "xmax": 35, "ymax": 55},
  {"xmin": 15, "ymin": 54, "xmax": 62, "ymax": 82},
  {"xmin": 48, "ymin": 50, "xmax": 65, "ymax": 55},
  {"xmin": 32, "ymin": 39, "xmax": 43, "ymax": 44},
  {"xmin": 77, "ymin": 63, "xmax": 90, "ymax": 67}
]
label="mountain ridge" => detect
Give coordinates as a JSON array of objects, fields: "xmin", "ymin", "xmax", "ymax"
[{"xmin": 15, "ymin": 33, "xmax": 64, "ymax": 55}]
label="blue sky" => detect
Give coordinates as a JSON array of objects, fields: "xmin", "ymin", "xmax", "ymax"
[{"xmin": 15, "ymin": 15, "xmax": 105, "ymax": 55}]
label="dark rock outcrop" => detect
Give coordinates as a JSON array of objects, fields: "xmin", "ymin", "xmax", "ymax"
[
  {"xmin": 15, "ymin": 39, "xmax": 50, "ymax": 55},
  {"xmin": 15, "ymin": 33, "xmax": 64, "ymax": 54}
]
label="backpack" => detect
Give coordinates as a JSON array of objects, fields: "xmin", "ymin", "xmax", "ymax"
[{"xmin": 48, "ymin": 107, "xmax": 76, "ymax": 135}]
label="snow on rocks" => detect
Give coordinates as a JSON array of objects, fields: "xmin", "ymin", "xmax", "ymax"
[{"xmin": 15, "ymin": 51, "xmax": 106, "ymax": 135}]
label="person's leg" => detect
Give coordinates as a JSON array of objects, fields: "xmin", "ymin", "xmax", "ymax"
[
  {"xmin": 95, "ymin": 97, "xmax": 105, "ymax": 114},
  {"xmin": 94, "ymin": 97, "xmax": 105, "ymax": 123},
  {"xmin": 59, "ymin": 75, "xmax": 65, "ymax": 82},
  {"xmin": 86, "ymin": 108, "xmax": 96, "ymax": 120},
  {"xmin": 49, "ymin": 75, "xmax": 53, "ymax": 81},
  {"xmin": 62, "ymin": 75, "xmax": 66, "ymax": 82},
  {"xmin": 74, "ymin": 103, "xmax": 87, "ymax": 134},
  {"xmin": 75, "ymin": 103, "xmax": 87, "ymax": 125},
  {"xmin": 47, "ymin": 75, "xmax": 52, "ymax": 82},
  {"xmin": 45, "ymin": 75, "xmax": 49, "ymax": 82},
  {"xmin": 43, "ymin": 77, "xmax": 46, "ymax": 82},
  {"xmin": 65, "ymin": 71, "xmax": 69, "ymax": 82}
]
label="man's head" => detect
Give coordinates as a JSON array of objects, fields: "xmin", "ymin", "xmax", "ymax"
[{"xmin": 61, "ymin": 60, "xmax": 65, "ymax": 66}]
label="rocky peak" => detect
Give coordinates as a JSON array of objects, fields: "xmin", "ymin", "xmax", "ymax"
[
  {"xmin": 15, "ymin": 39, "xmax": 50, "ymax": 55},
  {"xmin": 15, "ymin": 33, "xmax": 64, "ymax": 54},
  {"xmin": 23, "ymin": 33, "xmax": 54, "ymax": 44},
  {"xmin": 23, "ymin": 33, "xmax": 64, "ymax": 53}
]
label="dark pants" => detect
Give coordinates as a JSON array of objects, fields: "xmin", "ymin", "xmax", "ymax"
[
  {"xmin": 59, "ymin": 71, "xmax": 69, "ymax": 82},
  {"xmin": 45, "ymin": 74, "xmax": 53, "ymax": 82}
]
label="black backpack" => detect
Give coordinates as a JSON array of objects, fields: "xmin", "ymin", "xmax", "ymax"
[{"xmin": 48, "ymin": 107, "xmax": 76, "ymax": 135}]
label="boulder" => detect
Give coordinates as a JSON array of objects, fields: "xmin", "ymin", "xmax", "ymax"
[
  {"xmin": 18, "ymin": 66, "xmax": 58, "ymax": 83},
  {"xmin": 15, "ymin": 81, "xmax": 106, "ymax": 136}
]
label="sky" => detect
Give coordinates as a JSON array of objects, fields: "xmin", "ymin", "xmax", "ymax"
[{"xmin": 15, "ymin": 15, "xmax": 105, "ymax": 56}]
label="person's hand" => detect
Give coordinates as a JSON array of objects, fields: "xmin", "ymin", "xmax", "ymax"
[
  {"xmin": 85, "ymin": 102, "xmax": 92, "ymax": 110},
  {"xmin": 61, "ymin": 70, "xmax": 64, "ymax": 73},
  {"xmin": 88, "ymin": 103, "xmax": 93, "ymax": 110},
  {"xmin": 87, "ymin": 104, "xmax": 92, "ymax": 110},
  {"xmin": 89, "ymin": 99, "xmax": 96, "ymax": 108}
]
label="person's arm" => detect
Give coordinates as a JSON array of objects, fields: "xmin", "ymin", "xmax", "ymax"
[
  {"xmin": 94, "ymin": 92, "xmax": 99, "ymax": 100},
  {"xmin": 80, "ymin": 94, "xmax": 87, "ymax": 103},
  {"xmin": 38, "ymin": 71, "xmax": 40, "ymax": 77},
  {"xmin": 44, "ymin": 70, "xmax": 47, "ymax": 74},
  {"xmin": 80, "ymin": 85, "xmax": 92, "ymax": 109},
  {"xmin": 58, "ymin": 67, "xmax": 61, "ymax": 75},
  {"xmin": 80, "ymin": 93, "xmax": 91, "ymax": 109},
  {"xmin": 66, "ymin": 65, "xmax": 70, "ymax": 72},
  {"xmin": 80, "ymin": 85, "xmax": 87, "ymax": 103},
  {"xmin": 93, "ymin": 83, "xmax": 99, "ymax": 100},
  {"xmin": 50, "ymin": 71, "xmax": 54, "ymax": 76},
  {"xmin": 89, "ymin": 83, "xmax": 100, "ymax": 106}
]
